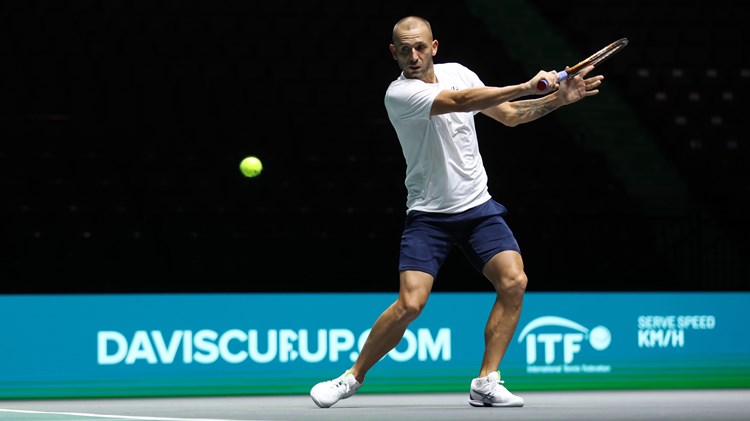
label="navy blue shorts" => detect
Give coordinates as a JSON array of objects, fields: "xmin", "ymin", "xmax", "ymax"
[{"xmin": 398, "ymin": 199, "xmax": 520, "ymax": 278}]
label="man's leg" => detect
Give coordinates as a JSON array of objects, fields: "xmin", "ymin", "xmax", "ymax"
[
  {"xmin": 478, "ymin": 250, "xmax": 527, "ymax": 376},
  {"xmin": 350, "ymin": 270, "xmax": 434, "ymax": 383},
  {"xmin": 467, "ymin": 250, "xmax": 527, "ymax": 407},
  {"xmin": 310, "ymin": 270, "xmax": 433, "ymax": 408}
]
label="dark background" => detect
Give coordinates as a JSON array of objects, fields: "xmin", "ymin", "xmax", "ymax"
[{"xmin": 2, "ymin": 0, "xmax": 748, "ymax": 293}]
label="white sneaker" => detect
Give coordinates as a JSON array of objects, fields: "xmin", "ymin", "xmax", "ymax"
[
  {"xmin": 310, "ymin": 370, "xmax": 361, "ymax": 408},
  {"xmin": 468, "ymin": 371, "xmax": 524, "ymax": 407}
]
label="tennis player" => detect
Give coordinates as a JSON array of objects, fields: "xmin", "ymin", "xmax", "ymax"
[{"xmin": 310, "ymin": 15, "xmax": 603, "ymax": 408}]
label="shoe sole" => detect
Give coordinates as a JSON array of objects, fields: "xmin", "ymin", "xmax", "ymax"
[
  {"xmin": 468, "ymin": 398, "xmax": 524, "ymax": 407},
  {"xmin": 310, "ymin": 395, "xmax": 332, "ymax": 408}
]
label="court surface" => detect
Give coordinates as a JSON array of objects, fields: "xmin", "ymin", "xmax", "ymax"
[{"xmin": 1, "ymin": 389, "xmax": 749, "ymax": 421}]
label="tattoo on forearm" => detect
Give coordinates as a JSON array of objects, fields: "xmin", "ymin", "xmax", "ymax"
[{"xmin": 512, "ymin": 101, "xmax": 557, "ymax": 120}]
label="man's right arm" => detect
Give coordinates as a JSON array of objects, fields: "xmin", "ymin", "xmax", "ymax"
[{"xmin": 429, "ymin": 70, "xmax": 558, "ymax": 116}]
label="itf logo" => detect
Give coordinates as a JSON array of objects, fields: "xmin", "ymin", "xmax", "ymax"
[{"xmin": 517, "ymin": 316, "xmax": 612, "ymax": 374}]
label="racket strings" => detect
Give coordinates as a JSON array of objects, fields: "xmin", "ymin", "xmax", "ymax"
[{"xmin": 590, "ymin": 47, "xmax": 624, "ymax": 66}]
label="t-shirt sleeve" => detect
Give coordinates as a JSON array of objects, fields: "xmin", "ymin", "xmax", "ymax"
[
  {"xmin": 384, "ymin": 79, "xmax": 441, "ymax": 122},
  {"xmin": 452, "ymin": 63, "xmax": 484, "ymax": 89},
  {"xmin": 451, "ymin": 63, "xmax": 485, "ymax": 115}
]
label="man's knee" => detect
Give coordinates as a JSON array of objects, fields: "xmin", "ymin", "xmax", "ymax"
[
  {"xmin": 502, "ymin": 271, "xmax": 527, "ymax": 296},
  {"xmin": 396, "ymin": 294, "xmax": 428, "ymax": 320},
  {"xmin": 396, "ymin": 270, "xmax": 433, "ymax": 320},
  {"xmin": 483, "ymin": 251, "xmax": 527, "ymax": 295}
]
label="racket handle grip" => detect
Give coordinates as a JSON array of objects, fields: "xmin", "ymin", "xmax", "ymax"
[{"xmin": 536, "ymin": 70, "xmax": 569, "ymax": 91}]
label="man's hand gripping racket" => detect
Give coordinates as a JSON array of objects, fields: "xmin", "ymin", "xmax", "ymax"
[{"xmin": 538, "ymin": 37, "xmax": 629, "ymax": 91}]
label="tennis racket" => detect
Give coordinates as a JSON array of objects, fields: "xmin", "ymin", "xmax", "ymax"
[{"xmin": 537, "ymin": 37, "xmax": 629, "ymax": 91}]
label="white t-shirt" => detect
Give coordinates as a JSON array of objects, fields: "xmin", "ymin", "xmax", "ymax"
[{"xmin": 384, "ymin": 62, "xmax": 492, "ymax": 214}]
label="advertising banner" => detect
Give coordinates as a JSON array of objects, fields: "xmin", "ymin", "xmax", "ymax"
[{"xmin": 0, "ymin": 292, "xmax": 748, "ymax": 398}]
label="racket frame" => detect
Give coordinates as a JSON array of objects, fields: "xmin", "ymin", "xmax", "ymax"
[{"xmin": 537, "ymin": 37, "xmax": 628, "ymax": 90}]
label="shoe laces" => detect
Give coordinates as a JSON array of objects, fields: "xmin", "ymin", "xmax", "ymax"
[
  {"xmin": 494, "ymin": 370, "xmax": 505, "ymax": 384},
  {"xmin": 488, "ymin": 371, "xmax": 507, "ymax": 393},
  {"xmin": 331, "ymin": 373, "xmax": 352, "ymax": 391}
]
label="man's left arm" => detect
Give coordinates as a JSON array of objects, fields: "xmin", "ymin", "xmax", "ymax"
[{"xmin": 481, "ymin": 65, "xmax": 604, "ymax": 127}]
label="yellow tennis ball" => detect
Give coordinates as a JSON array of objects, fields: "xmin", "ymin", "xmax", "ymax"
[{"xmin": 240, "ymin": 156, "xmax": 263, "ymax": 178}]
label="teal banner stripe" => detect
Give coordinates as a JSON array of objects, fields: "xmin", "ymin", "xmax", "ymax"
[{"xmin": 1, "ymin": 292, "xmax": 748, "ymax": 398}]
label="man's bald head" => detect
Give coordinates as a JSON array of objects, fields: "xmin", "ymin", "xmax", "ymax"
[{"xmin": 392, "ymin": 16, "xmax": 433, "ymax": 44}]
